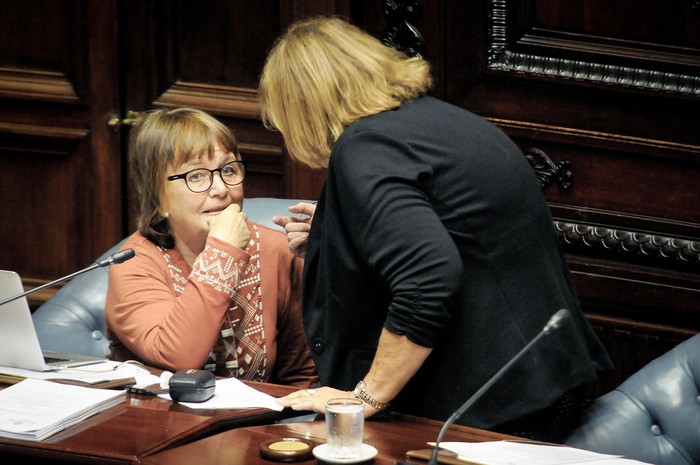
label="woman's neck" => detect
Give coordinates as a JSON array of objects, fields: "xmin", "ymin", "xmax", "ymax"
[{"xmin": 173, "ymin": 235, "xmax": 206, "ymax": 268}]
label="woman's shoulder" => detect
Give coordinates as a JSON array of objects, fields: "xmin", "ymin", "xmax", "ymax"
[
  {"xmin": 120, "ymin": 231, "xmax": 185, "ymax": 269},
  {"xmin": 121, "ymin": 231, "xmax": 161, "ymax": 256}
]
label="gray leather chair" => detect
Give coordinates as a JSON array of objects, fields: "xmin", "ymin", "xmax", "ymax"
[
  {"xmin": 565, "ymin": 333, "xmax": 700, "ymax": 465},
  {"xmin": 32, "ymin": 197, "xmax": 309, "ymax": 357}
]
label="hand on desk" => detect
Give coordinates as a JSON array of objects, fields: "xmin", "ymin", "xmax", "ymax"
[{"xmin": 276, "ymin": 386, "xmax": 382, "ymax": 418}]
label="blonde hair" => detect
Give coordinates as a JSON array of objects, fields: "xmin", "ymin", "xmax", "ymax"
[
  {"xmin": 129, "ymin": 107, "xmax": 240, "ymax": 248},
  {"xmin": 259, "ymin": 16, "xmax": 432, "ymax": 168}
]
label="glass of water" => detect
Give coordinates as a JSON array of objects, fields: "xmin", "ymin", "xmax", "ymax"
[{"xmin": 325, "ymin": 398, "xmax": 365, "ymax": 459}]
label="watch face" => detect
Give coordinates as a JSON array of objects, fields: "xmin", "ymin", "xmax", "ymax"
[
  {"xmin": 352, "ymin": 381, "xmax": 387, "ymax": 409},
  {"xmin": 353, "ymin": 381, "xmax": 364, "ymax": 396}
]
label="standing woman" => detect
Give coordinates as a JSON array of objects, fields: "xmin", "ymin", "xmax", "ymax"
[
  {"xmin": 105, "ymin": 107, "xmax": 317, "ymax": 387},
  {"xmin": 260, "ymin": 17, "xmax": 611, "ymax": 441}
]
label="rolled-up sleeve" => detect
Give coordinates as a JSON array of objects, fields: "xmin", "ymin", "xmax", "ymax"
[{"xmin": 331, "ymin": 131, "xmax": 463, "ymax": 348}]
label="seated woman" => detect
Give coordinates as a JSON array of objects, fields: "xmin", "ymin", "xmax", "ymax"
[{"xmin": 105, "ymin": 107, "xmax": 317, "ymax": 387}]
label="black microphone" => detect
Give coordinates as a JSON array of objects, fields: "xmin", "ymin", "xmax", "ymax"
[
  {"xmin": 423, "ymin": 308, "xmax": 571, "ymax": 465},
  {"xmin": 0, "ymin": 248, "xmax": 135, "ymax": 307},
  {"xmin": 96, "ymin": 248, "xmax": 135, "ymax": 267}
]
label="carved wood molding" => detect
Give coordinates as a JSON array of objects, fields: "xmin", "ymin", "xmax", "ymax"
[
  {"xmin": 587, "ymin": 312, "xmax": 698, "ymax": 340},
  {"xmin": 492, "ymin": 118, "xmax": 700, "ymax": 157},
  {"xmin": 381, "ymin": 0, "xmax": 425, "ymax": 58},
  {"xmin": 238, "ymin": 142, "xmax": 283, "ymax": 157},
  {"xmin": 155, "ymin": 81, "xmax": 261, "ymax": 120},
  {"xmin": 0, "ymin": 121, "xmax": 88, "ymax": 157},
  {"xmin": 487, "ymin": 0, "xmax": 700, "ymax": 96},
  {"xmin": 238, "ymin": 142, "xmax": 285, "ymax": 176},
  {"xmin": 0, "ymin": 122, "xmax": 88, "ymax": 140},
  {"xmin": 0, "ymin": 67, "xmax": 80, "ymax": 103},
  {"xmin": 524, "ymin": 147, "xmax": 572, "ymax": 191},
  {"xmin": 555, "ymin": 220, "xmax": 700, "ymax": 267},
  {"xmin": 521, "ymin": 146, "xmax": 700, "ymax": 270}
]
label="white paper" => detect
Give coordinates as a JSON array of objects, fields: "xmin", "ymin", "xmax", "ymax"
[
  {"xmin": 433, "ymin": 441, "xmax": 651, "ymax": 465},
  {"xmin": 0, "ymin": 378, "xmax": 126, "ymax": 441},
  {"xmin": 159, "ymin": 376, "xmax": 283, "ymax": 411},
  {"xmin": 0, "ymin": 361, "xmax": 159, "ymax": 386}
]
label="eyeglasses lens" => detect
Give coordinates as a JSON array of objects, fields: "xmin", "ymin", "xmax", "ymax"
[{"xmin": 185, "ymin": 162, "xmax": 245, "ymax": 192}]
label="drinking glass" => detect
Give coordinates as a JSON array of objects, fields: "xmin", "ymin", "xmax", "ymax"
[{"xmin": 324, "ymin": 398, "xmax": 365, "ymax": 459}]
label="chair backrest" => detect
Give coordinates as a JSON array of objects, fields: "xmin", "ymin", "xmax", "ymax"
[
  {"xmin": 565, "ymin": 333, "xmax": 700, "ymax": 465},
  {"xmin": 32, "ymin": 197, "xmax": 309, "ymax": 357},
  {"xmin": 32, "ymin": 240, "xmax": 125, "ymax": 357}
]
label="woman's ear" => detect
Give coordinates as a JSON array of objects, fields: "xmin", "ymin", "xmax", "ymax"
[{"xmin": 157, "ymin": 186, "xmax": 169, "ymax": 219}]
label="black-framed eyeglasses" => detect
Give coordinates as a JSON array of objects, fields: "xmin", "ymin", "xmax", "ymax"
[{"xmin": 167, "ymin": 160, "xmax": 246, "ymax": 193}]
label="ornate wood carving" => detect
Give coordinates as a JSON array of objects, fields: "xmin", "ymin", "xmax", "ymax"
[
  {"xmin": 524, "ymin": 147, "xmax": 572, "ymax": 191},
  {"xmin": 381, "ymin": 0, "xmax": 425, "ymax": 58},
  {"xmin": 522, "ymin": 147, "xmax": 699, "ymax": 270},
  {"xmin": 487, "ymin": 0, "xmax": 700, "ymax": 96},
  {"xmin": 556, "ymin": 221, "xmax": 700, "ymax": 268}
]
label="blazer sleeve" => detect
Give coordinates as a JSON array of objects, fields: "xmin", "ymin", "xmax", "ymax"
[{"xmin": 330, "ymin": 130, "xmax": 464, "ymax": 348}]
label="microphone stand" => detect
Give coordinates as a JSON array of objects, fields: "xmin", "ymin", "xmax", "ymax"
[
  {"xmin": 0, "ymin": 248, "xmax": 135, "ymax": 307},
  {"xmin": 425, "ymin": 309, "xmax": 571, "ymax": 465}
]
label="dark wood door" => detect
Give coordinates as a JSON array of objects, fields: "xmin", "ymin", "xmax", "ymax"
[{"xmin": 0, "ymin": 0, "xmax": 122, "ymax": 299}]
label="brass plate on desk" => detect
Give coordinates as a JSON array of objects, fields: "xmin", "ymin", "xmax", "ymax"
[
  {"xmin": 406, "ymin": 448, "xmax": 463, "ymax": 465},
  {"xmin": 260, "ymin": 437, "xmax": 317, "ymax": 462}
]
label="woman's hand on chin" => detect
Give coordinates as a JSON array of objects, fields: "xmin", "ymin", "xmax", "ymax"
[{"xmin": 209, "ymin": 204, "xmax": 250, "ymax": 249}]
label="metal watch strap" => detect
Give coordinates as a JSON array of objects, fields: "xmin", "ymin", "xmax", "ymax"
[{"xmin": 353, "ymin": 380, "xmax": 389, "ymax": 410}]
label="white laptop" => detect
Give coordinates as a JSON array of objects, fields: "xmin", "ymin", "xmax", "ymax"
[{"xmin": 0, "ymin": 270, "xmax": 107, "ymax": 372}]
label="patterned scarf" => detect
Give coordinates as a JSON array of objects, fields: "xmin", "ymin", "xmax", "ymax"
[{"xmin": 160, "ymin": 224, "xmax": 267, "ymax": 380}]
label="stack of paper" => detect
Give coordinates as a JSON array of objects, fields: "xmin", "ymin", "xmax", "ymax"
[
  {"xmin": 0, "ymin": 359, "xmax": 159, "ymax": 386},
  {"xmin": 0, "ymin": 378, "xmax": 126, "ymax": 441},
  {"xmin": 431, "ymin": 441, "xmax": 654, "ymax": 465}
]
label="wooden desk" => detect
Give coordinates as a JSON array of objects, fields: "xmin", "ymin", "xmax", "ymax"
[
  {"xmin": 139, "ymin": 413, "xmax": 517, "ymax": 465},
  {"xmin": 0, "ymin": 381, "xmax": 298, "ymax": 465}
]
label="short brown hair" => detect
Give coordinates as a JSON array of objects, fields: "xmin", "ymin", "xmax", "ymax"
[
  {"xmin": 128, "ymin": 107, "xmax": 240, "ymax": 248},
  {"xmin": 259, "ymin": 16, "xmax": 432, "ymax": 169}
]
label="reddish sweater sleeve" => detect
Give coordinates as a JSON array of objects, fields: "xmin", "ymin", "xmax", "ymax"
[{"xmin": 105, "ymin": 233, "xmax": 249, "ymax": 371}]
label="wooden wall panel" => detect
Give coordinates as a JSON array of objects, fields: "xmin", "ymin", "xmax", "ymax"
[
  {"xmin": 501, "ymin": 124, "xmax": 700, "ymax": 233},
  {"xmin": 438, "ymin": 0, "xmax": 700, "ymax": 389},
  {"xmin": 0, "ymin": 124, "xmax": 85, "ymax": 276},
  {"xmin": 0, "ymin": 0, "xmax": 122, "ymax": 310},
  {"xmin": 587, "ymin": 316, "xmax": 696, "ymax": 394}
]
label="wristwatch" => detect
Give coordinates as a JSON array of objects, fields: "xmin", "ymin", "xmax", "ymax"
[{"xmin": 353, "ymin": 380, "xmax": 389, "ymax": 410}]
